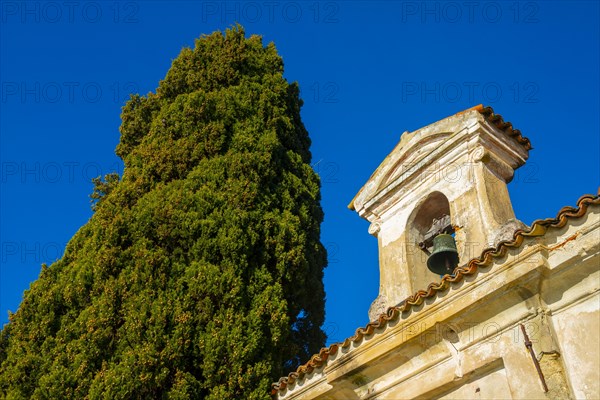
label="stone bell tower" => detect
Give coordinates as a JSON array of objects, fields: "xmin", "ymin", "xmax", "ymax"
[{"xmin": 349, "ymin": 105, "xmax": 531, "ymax": 319}]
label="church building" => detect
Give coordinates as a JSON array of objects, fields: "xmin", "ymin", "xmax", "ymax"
[{"xmin": 272, "ymin": 105, "xmax": 600, "ymax": 399}]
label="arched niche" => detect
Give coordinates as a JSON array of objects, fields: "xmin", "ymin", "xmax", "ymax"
[{"xmin": 405, "ymin": 191, "xmax": 453, "ymax": 293}]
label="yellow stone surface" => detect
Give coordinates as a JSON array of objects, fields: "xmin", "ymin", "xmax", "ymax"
[{"xmin": 276, "ymin": 108, "xmax": 600, "ymax": 400}]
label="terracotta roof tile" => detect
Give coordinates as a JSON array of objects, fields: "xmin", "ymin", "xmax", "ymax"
[
  {"xmin": 272, "ymin": 190, "xmax": 600, "ymax": 396},
  {"xmin": 444, "ymin": 104, "xmax": 531, "ymax": 150},
  {"xmin": 474, "ymin": 104, "xmax": 532, "ymax": 150}
]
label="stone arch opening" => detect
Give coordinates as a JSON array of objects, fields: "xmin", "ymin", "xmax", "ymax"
[{"xmin": 406, "ymin": 191, "xmax": 453, "ymax": 293}]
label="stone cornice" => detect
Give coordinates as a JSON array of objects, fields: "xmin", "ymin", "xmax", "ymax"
[{"xmin": 351, "ymin": 109, "xmax": 529, "ymax": 223}]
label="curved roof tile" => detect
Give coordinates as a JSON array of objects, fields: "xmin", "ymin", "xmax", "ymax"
[{"xmin": 476, "ymin": 104, "xmax": 532, "ymax": 150}]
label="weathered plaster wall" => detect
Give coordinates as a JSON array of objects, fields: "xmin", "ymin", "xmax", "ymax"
[{"xmin": 277, "ymin": 206, "xmax": 599, "ymax": 400}]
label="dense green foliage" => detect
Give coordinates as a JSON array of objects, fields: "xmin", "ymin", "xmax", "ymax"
[{"xmin": 0, "ymin": 26, "xmax": 326, "ymax": 399}]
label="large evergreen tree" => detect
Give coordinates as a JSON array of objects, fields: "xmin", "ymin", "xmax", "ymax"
[{"xmin": 0, "ymin": 26, "xmax": 326, "ymax": 399}]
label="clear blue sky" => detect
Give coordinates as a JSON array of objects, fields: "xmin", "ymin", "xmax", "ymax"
[{"xmin": 1, "ymin": 1, "xmax": 599, "ymax": 346}]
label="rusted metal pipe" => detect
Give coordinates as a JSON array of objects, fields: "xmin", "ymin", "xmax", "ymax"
[{"xmin": 520, "ymin": 324, "xmax": 548, "ymax": 392}]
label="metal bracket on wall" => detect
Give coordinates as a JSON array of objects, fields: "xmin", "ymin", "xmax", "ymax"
[{"xmin": 418, "ymin": 215, "xmax": 454, "ymax": 254}]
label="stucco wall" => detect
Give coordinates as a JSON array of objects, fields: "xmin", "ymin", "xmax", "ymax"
[{"xmin": 276, "ymin": 206, "xmax": 599, "ymax": 400}]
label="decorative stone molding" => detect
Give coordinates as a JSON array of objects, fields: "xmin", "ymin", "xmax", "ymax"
[
  {"xmin": 470, "ymin": 146, "xmax": 487, "ymax": 162},
  {"xmin": 368, "ymin": 220, "xmax": 381, "ymax": 236}
]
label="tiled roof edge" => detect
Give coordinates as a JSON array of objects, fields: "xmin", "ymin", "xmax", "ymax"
[
  {"xmin": 272, "ymin": 190, "xmax": 600, "ymax": 396},
  {"xmin": 475, "ymin": 104, "xmax": 533, "ymax": 150}
]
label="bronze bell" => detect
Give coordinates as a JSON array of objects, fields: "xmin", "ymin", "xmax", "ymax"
[{"xmin": 427, "ymin": 234, "xmax": 459, "ymax": 275}]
